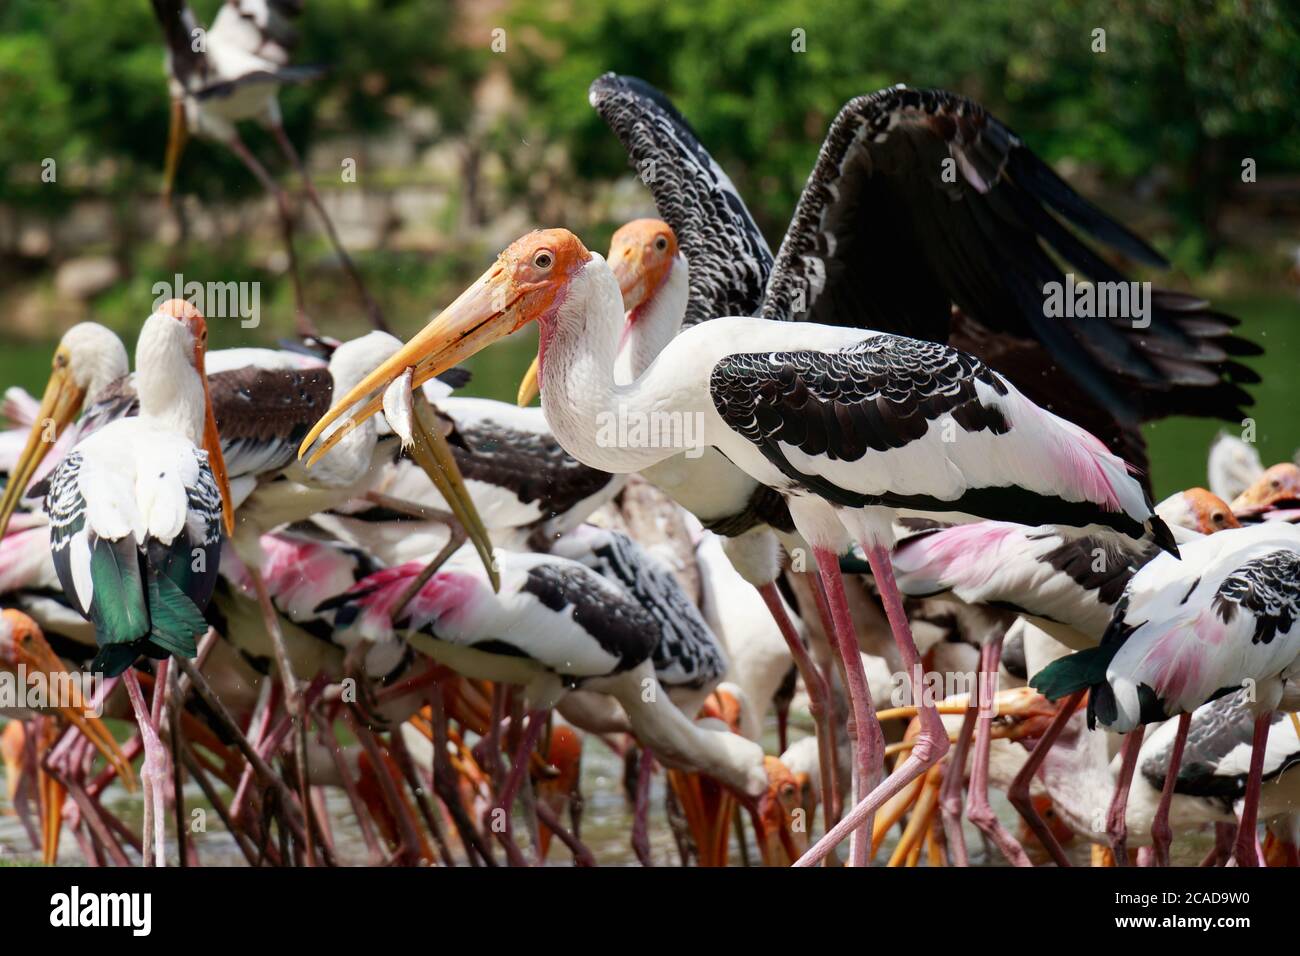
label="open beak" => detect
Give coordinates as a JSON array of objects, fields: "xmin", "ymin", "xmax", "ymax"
[
  {"xmin": 516, "ymin": 356, "xmax": 540, "ymax": 408},
  {"xmin": 0, "ymin": 356, "xmax": 85, "ymax": 540},
  {"xmin": 162, "ymin": 97, "xmax": 188, "ymax": 207},
  {"xmin": 300, "ymin": 263, "xmax": 522, "ymax": 464},
  {"xmin": 16, "ymin": 629, "xmax": 136, "ymax": 792}
]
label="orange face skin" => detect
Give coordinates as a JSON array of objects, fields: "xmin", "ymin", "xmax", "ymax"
[
  {"xmin": 1234, "ymin": 463, "xmax": 1300, "ymax": 513},
  {"xmin": 1180, "ymin": 487, "xmax": 1241, "ymax": 534},
  {"xmin": 609, "ymin": 219, "xmax": 679, "ymax": 314},
  {"xmin": 535, "ymin": 725, "xmax": 583, "ymax": 861}
]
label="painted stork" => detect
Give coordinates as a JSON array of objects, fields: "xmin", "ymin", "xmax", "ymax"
[
  {"xmin": 518, "ymin": 220, "xmax": 843, "ymax": 846},
  {"xmin": 327, "ymin": 545, "xmax": 785, "ymax": 864},
  {"xmin": 149, "ymin": 0, "xmax": 387, "ymax": 335},
  {"xmin": 299, "ymin": 227, "xmax": 1178, "ymax": 870},
  {"xmin": 13, "ymin": 300, "xmax": 234, "ymax": 865},
  {"xmin": 892, "ymin": 488, "xmax": 1239, "ymax": 864},
  {"xmin": 587, "ymin": 73, "xmax": 1260, "ymax": 481},
  {"xmin": 1032, "ymin": 522, "xmax": 1300, "ymax": 866}
]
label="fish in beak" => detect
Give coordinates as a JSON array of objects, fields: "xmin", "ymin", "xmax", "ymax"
[
  {"xmin": 0, "ymin": 346, "xmax": 88, "ymax": 541},
  {"xmin": 162, "ymin": 97, "xmax": 188, "ymax": 207},
  {"xmin": 378, "ymin": 370, "xmax": 499, "ymax": 592},
  {"xmin": 157, "ymin": 300, "xmax": 235, "ymax": 536},
  {"xmin": 0, "ymin": 610, "xmax": 136, "ymax": 791},
  {"xmin": 515, "ymin": 220, "xmax": 675, "ymax": 408},
  {"xmin": 301, "ymin": 229, "xmax": 593, "ymax": 457}
]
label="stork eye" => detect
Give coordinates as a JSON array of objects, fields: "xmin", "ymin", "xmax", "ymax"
[
  {"xmin": 654, "ymin": 236, "xmax": 668, "ymax": 252},
  {"xmin": 533, "ymin": 251, "xmax": 554, "ymax": 270},
  {"xmin": 1213, "ymin": 512, "xmax": 1226, "ymax": 524}
]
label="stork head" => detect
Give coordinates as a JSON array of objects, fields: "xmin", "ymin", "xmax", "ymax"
[
  {"xmin": 534, "ymin": 724, "xmax": 583, "ymax": 862},
  {"xmin": 298, "ymin": 230, "xmax": 593, "ymax": 460},
  {"xmin": 0, "ymin": 609, "xmax": 136, "ymax": 794},
  {"xmin": 1233, "ymin": 463, "xmax": 1300, "ymax": 514},
  {"xmin": 0, "ymin": 323, "xmax": 128, "ymax": 540},
  {"xmin": 1155, "ymin": 487, "xmax": 1240, "ymax": 535},
  {"xmin": 609, "ymin": 219, "xmax": 680, "ymax": 313},
  {"xmin": 517, "ymin": 220, "xmax": 679, "ymax": 406}
]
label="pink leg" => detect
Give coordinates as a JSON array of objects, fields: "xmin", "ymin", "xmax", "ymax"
[
  {"xmin": 965, "ymin": 639, "xmax": 1032, "ymax": 866},
  {"xmin": 490, "ymin": 708, "xmax": 548, "ymax": 867},
  {"xmin": 795, "ymin": 545, "xmax": 950, "ymax": 868},
  {"xmin": 758, "ymin": 582, "xmax": 840, "ymax": 841},
  {"xmin": 938, "ymin": 704, "xmax": 976, "ymax": 867},
  {"xmin": 810, "ymin": 548, "xmax": 883, "ymax": 866},
  {"xmin": 1007, "ymin": 689, "xmax": 1084, "ymax": 868},
  {"xmin": 1107, "ymin": 725, "xmax": 1146, "ymax": 864},
  {"xmin": 122, "ymin": 669, "xmax": 168, "ymax": 867},
  {"xmin": 1232, "ymin": 713, "xmax": 1272, "ymax": 867},
  {"xmin": 631, "ymin": 748, "xmax": 654, "ymax": 866},
  {"xmin": 1199, "ymin": 822, "xmax": 1235, "ymax": 866},
  {"xmin": 1150, "ymin": 711, "xmax": 1191, "ymax": 867}
]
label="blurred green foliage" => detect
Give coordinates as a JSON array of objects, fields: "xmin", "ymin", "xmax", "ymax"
[
  {"xmin": 509, "ymin": 0, "xmax": 1300, "ymax": 264},
  {"xmin": 0, "ymin": 0, "xmax": 482, "ymax": 203}
]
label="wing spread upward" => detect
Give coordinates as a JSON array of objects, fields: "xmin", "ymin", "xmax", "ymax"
[
  {"xmin": 760, "ymin": 85, "xmax": 1258, "ymax": 425},
  {"xmin": 589, "ymin": 73, "xmax": 772, "ymax": 326}
]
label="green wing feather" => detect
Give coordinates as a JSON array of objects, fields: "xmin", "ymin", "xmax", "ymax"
[
  {"xmin": 88, "ymin": 538, "xmax": 150, "ymax": 647},
  {"xmin": 1028, "ymin": 645, "xmax": 1118, "ymax": 701},
  {"xmin": 144, "ymin": 570, "xmax": 206, "ymax": 660}
]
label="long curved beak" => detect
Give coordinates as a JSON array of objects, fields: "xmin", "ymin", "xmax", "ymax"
[
  {"xmin": 18, "ymin": 632, "xmax": 136, "ymax": 792},
  {"xmin": 0, "ymin": 360, "xmax": 86, "ymax": 540},
  {"xmin": 163, "ymin": 97, "xmax": 188, "ymax": 207},
  {"xmin": 299, "ymin": 263, "xmax": 518, "ymax": 463},
  {"xmin": 407, "ymin": 399, "xmax": 499, "ymax": 592},
  {"xmin": 194, "ymin": 336, "xmax": 234, "ymax": 536},
  {"xmin": 516, "ymin": 356, "xmax": 540, "ymax": 408}
]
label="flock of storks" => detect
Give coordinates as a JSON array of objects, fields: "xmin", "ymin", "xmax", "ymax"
[{"xmin": 0, "ymin": 0, "xmax": 1296, "ymax": 869}]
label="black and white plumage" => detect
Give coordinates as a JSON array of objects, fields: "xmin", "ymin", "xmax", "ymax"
[
  {"xmin": 590, "ymin": 74, "xmax": 1261, "ymax": 477},
  {"xmin": 549, "ymin": 524, "xmax": 727, "ymax": 705},
  {"xmin": 589, "ymin": 74, "xmax": 771, "ymax": 329},
  {"xmin": 1034, "ymin": 524, "xmax": 1300, "ymax": 732}
]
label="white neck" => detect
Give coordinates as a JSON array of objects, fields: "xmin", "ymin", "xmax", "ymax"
[
  {"xmin": 613, "ymin": 255, "xmax": 688, "ymax": 384},
  {"xmin": 540, "ymin": 256, "xmax": 708, "ymax": 473},
  {"xmin": 134, "ymin": 313, "xmax": 205, "ymax": 445}
]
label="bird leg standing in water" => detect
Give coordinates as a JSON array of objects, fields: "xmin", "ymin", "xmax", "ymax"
[
  {"xmin": 121, "ymin": 669, "xmax": 169, "ymax": 866},
  {"xmin": 964, "ymin": 638, "xmax": 1033, "ymax": 866},
  {"xmin": 267, "ymin": 121, "xmax": 389, "ymax": 334},
  {"xmin": 807, "ymin": 550, "xmax": 882, "ymax": 866},
  {"xmin": 1007, "ymin": 690, "xmax": 1085, "ymax": 868},
  {"xmin": 1150, "ymin": 711, "xmax": 1192, "ymax": 866},
  {"xmin": 632, "ymin": 747, "xmax": 655, "ymax": 866},
  {"xmin": 1106, "ymin": 726, "xmax": 1146, "ymax": 865},
  {"xmin": 488, "ymin": 708, "xmax": 549, "ymax": 866},
  {"xmin": 796, "ymin": 545, "xmax": 951, "ymax": 868},
  {"xmin": 757, "ymin": 582, "xmax": 840, "ymax": 844}
]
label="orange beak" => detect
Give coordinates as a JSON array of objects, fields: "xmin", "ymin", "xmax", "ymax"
[
  {"xmin": 0, "ymin": 347, "xmax": 87, "ymax": 540},
  {"xmin": 162, "ymin": 97, "xmax": 188, "ymax": 207},
  {"xmin": 302, "ymin": 229, "xmax": 592, "ymax": 455},
  {"xmin": 1, "ymin": 610, "xmax": 136, "ymax": 792}
]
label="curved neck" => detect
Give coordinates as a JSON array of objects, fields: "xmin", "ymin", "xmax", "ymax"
[
  {"xmin": 134, "ymin": 314, "xmax": 205, "ymax": 445},
  {"xmin": 539, "ymin": 257, "xmax": 704, "ymax": 474},
  {"xmin": 614, "ymin": 255, "xmax": 688, "ymax": 384}
]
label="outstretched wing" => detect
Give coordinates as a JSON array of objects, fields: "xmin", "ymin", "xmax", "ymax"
[
  {"xmin": 588, "ymin": 73, "xmax": 772, "ymax": 326},
  {"xmin": 760, "ymin": 85, "xmax": 1258, "ymax": 428}
]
